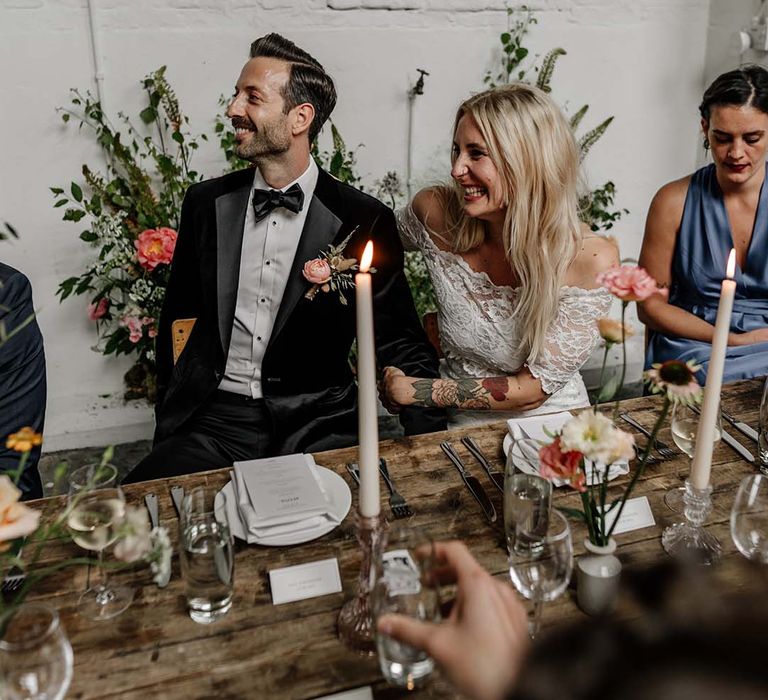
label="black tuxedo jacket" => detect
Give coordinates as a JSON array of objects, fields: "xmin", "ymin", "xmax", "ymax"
[{"xmin": 154, "ymin": 166, "xmax": 446, "ymax": 454}]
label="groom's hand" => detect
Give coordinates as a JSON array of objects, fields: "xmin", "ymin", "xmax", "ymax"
[{"xmin": 379, "ymin": 366, "xmax": 410, "ymax": 414}]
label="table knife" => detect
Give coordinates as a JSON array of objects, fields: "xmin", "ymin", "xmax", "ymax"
[
  {"xmin": 460, "ymin": 436, "xmax": 504, "ymax": 493},
  {"xmin": 721, "ymin": 408, "xmax": 759, "ymax": 443},
  {"xmin": 144, "ymin": 493, "xmax": 159, "ymax": 529},
  {"xmin": 690, "ymin": 405, "xmax": 756, "ymax": 464},
  {"xmin": 170, "ymin": 485, "xmax": 185, "ymax": 519},
  {"xmin": 440, "ymin": 442, "xmax": 497, "ymax": 523}
]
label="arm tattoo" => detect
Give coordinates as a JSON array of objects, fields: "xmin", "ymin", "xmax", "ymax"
[
  {"xmin": 481, "ymin": 377, "xmax": 510, "ymax": 402},
  {"xmin": 411, "ymin": 378, "xmax": 493, "ymax": 409}
]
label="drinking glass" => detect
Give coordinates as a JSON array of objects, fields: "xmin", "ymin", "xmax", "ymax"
[
  {"xmin": 179, "ymin": 487, "xmax": 234, "ymax": 624},
  {"xmin": 664, "ymin": 403, "xmax": 721, "ymax": 513},
  {"xmin": 373, "ymin": 523, "xmax": 440, "ymax": 690},
  {"xmin": 0, "ymin": 603, "xmax": 73, "ymax": 700},
  {"xmin": 504, "ymin": 472, "xmax": 552, "ymax": 556},
  {"xmin": 508, "ymin": 510, "xmax": 573, "ymax": 638},
  {"xmin": 505, "ymin": 436, "xmax": 542, "ymax": 478},
  {"xmin": 758, "ymin": 376, "xmax": 768, "ymax": 474},
  {"xmin": 67, "ymin": 463, "xmax": 133, "ymax": 620},
  {"xmin": 731, "ymin": 474, "xmax": 768, "ymax": 562}
]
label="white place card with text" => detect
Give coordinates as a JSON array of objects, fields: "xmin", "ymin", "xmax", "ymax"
[
  {"xmin": 269, "ymin": 558, "xmax": 342, "ymax": 605},
  {"xmin": 604, "ymin": 496, "xmax": 655, "ymax": 535}
]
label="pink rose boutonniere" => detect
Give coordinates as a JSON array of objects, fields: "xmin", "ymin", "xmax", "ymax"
[
  {"xmin": 302, "ymin": 229, "xmax": 374, "ymax": 305},
  {"xmin": 135, "ymin": 227, "xmax": 178, "ymax": 272}
]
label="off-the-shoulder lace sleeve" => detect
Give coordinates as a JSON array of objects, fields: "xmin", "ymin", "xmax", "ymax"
[
  {"xmin": 395, "ymin": 205, "xmax": 428, "ymax": 252},
  {"xmin": 527, "ymin": 288, "xmax": 613, "ymax": 395}
]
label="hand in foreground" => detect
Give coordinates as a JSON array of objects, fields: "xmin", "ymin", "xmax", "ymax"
[
  {"xmin": 377, "ymin": 541, "xmax": 529, "ymax": 700},
  {"xmin": 378, "ymin": 366, "xmax": 414, "ymax": 414}
]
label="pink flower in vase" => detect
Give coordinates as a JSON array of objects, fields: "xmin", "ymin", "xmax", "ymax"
[
  {"xmin": 135, "ymin": 227, "xmax": 178, "ymax": 271},
  {"xmin": 539, "ymin": 438, "xmax": 586, "ymax": 492},
  {"xmin": 87, "ymin": 298, "xmax": 109, "ymax": 321},
  {"xmin": 302, "ymin": 258, "xmax": 332, "ymax": 285},
  {"xmin": 596, "ymin": 265, "xmax": 668, "ymax": 302}
]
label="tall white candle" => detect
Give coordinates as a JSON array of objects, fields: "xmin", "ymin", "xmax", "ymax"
[
  {"xmin": 690, "ymin": 249, "xmax": 736, "ymax": 490},
  {"xmin": 355, "ymin": 241, "xmax": 380, "ymax": 517}
]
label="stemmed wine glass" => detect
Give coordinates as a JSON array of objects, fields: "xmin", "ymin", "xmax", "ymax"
[
  {"xmin": 67, "ymin": 463, "xmax": 133, "ymax": 620},
  {"xmin": 731, "ymin": 474, "xmax": 768, "ymax": 562},
  {"xmin": 508, "ymin": 510, "xmax": 573, "ymax": 638},
  {"xmin": 665, "ymin": 403, "xmax": 722, "ymax": 512}
]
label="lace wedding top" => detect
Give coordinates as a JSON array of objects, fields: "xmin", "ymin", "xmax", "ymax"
[{"xmin": 396, "ymin": 205, "xmax": 612, "ymax": 425}]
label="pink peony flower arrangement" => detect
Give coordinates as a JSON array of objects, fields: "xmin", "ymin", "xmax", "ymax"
[
  {"xmin": 135, "ymin": 227, "xmax": 177, "ymax": 272},
  {"xmin": 120, "ymin": 315, "xmax": 156, "ymax": 344},
  {"xmin": 87, "ymin": 298, "xmax": 109, "ymax": 321},
  {"xmin": 596, "ymin": 264, "xmax": 667, "ymax": 302}
]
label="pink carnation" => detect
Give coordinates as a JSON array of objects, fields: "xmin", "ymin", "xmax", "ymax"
[
  {"xmin": 302, "ymin": 258, "xmax": 332, "ymax": 285},
  {"xmin": 596, "ymin": 265, "xmax": 667, "ymax": 302},
  {"xmin": 135, "ymin": 227, "xmax": 177, "ymax": 271},
  {"xmin": 539, "ymin": 437, "xmax": 586, "ymax": 493},
  {"xmin": 87, "ymin": 298, "xmax": 109, "ymax": 321}
]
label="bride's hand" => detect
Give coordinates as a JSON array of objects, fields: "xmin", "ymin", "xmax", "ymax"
[{"xmin": 378, "ymin": 366, "xmax": 413, "ymax": 414}]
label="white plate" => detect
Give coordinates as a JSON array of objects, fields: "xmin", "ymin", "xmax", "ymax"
[
  {"xmin": 502, "ymin": 433, "xmax": 628, "ymax": 486},
  {"xmin": 214, "ymin": 466, "xmax": 352, "ymax": 546}
]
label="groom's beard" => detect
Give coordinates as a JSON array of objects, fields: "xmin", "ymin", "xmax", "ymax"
[{"xmin": 232, "ymin": 117, "xmax": 291, "ymax": 162}]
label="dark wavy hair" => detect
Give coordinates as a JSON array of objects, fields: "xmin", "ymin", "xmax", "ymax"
[
  {"xmin": 249, "ymin": 33, "xmax": 336, "ymax": 143},
  {"xmin": 700, "ymin": 65, "xmax": 768, "ymax": 120}
]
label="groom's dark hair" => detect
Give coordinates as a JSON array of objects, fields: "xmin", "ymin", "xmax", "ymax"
[{"xmin": 250, "ymin": 33, "xmax": 337, "ymax": 143}]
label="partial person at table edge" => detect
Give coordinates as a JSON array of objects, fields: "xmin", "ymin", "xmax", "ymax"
[
  {"xmin": 639, "ymin": 65, "xmax": 768, "ymax": 383},
  {"xmin": 124, "ymin": 33, "xmax": 445, "ymax": 484},
  {"xmin": 378, "ymin": 84, "xmax": 619, "ymax": 426}
]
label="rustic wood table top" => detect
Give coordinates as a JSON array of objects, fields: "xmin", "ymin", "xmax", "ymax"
[{"xmin": 24, "ymin": 378, "xmax": 766, "ymax": 699}]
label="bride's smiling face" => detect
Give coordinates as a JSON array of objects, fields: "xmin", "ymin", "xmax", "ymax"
[{"xmin": 450, "ymin": 114, "xmax": 506, "ymax": 224}]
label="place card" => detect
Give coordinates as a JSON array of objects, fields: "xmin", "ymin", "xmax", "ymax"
[
  {"xmin": 603, "ymin": 496, "xmax": 655, "ymax": 535},
  {"xmin": 313, "ymin": 687, "xmax": 373, "ymax": 700},
  {"xmin": 269, "ymin": 558, "xmax": 342, "ymax": 605}
]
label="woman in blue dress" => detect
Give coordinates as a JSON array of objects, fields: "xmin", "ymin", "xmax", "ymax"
[{"xmin": 640, "ymin": 65, "xmax": 768, "ymax": 382}]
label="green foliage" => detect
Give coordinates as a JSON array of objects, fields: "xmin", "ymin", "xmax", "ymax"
[
  {"xmin": 311, "ymin": 122, "xmax": 362, "ymax": 187},
  {"xmin": 580, "ymin": 182, "xmax": 629, "ymax": 232},
  {"xmin": 484, "ymin": 4, "xmax": 537, "ymax": 86},
  {"xmin": 214, "ymin": 96, "xmax": 250, "ymax": 172}
]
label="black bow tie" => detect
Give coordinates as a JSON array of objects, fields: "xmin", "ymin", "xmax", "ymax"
[{"xmin": 252, "ymin": 183, "xmax": 305, "ymax": 223}]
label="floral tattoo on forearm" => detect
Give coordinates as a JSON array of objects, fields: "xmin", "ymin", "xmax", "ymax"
[{"xmin": 410, "ymin": 377, "xmax": 510, "ymax": 409}]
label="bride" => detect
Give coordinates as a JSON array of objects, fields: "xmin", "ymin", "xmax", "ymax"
[{"xmin": 379, "ymin": 83, "xmax": 619, "ymax": 425}]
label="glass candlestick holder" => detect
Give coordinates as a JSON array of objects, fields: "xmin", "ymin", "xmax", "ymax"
[
  {"xmin": 337, "ymin": 511, "xmax": 387, "ymax": 655},
  {"xmin": 661, "ymin": 479, "xmax": 721, "ymax": 565}
]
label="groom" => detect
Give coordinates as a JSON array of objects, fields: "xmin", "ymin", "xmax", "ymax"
[{"xmin": 125, "ymin": 34, "xmax": 444, "ymax": 483}]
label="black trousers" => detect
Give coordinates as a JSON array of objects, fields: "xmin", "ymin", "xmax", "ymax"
[{"xmin": 123, "ymin": 391, "xmax": 273, "ymax": 484}]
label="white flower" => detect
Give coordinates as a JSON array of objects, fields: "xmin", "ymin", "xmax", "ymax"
[
  {"xmin": 149, "ymin": 527, "xmax": 172, "ymax": 587},
  {"xmin": 560, "ymin": 411, "xmax": 635, "ymax": 465},
  {"xmin": 113, "ymin": 506, "xmax": 152, "ymax": 563}
]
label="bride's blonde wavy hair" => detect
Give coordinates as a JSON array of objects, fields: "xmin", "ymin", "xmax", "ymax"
[{"xmin": 436, "ymin": 83, "xmax": 583, "ymax": 363}]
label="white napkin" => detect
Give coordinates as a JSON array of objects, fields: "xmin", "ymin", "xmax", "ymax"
[
  {"xmin": 507, "ymin": 412, "xmax": 629, "ymax": 485},
  {"xmin": 231, "ymin": 454, "xmax": 340, "ymax": 543}
]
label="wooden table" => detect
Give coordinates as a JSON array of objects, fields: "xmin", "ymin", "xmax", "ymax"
[{"xmin": 25, "ymin": 379, "xmax": 765, "ymax": 699}]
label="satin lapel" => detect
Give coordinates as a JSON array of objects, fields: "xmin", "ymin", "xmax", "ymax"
[
  {"xmin": 268, "ymin": 194, "xmax": 342, "ymax": 345},
  {"xmin": 215, "ymin": 183, "xmax": 251, "ymax": 354}
]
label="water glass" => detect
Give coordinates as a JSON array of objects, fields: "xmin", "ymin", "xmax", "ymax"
[
  {"xmin": 508, "ymin": 510, "xmax": 573, "ymax": 638},
  {"xmin": 505, "ymin": 436, "xmax": 542, "ymax": 478},
  {"xmin": 758, "ymin": 376, "xmax": 768, "ymax": 473},
  {"xmin": 179, "ymin": 487, "xmax": 234, "ymax": 624},
  {"xmin": 731, "ymin": 474, "xmax": 768, "ymax": 563},
  {"xmin": 67, "ymin": 463, "xmax": 133, "ymax": 620},
  {"xmin": 0, "ymin": 603, "xmax": 73, "ymax": 700},
  {"xmin": 373, "ymin": 524, "xmax": 440, "ymax": 690},
  {"xmin": 504, "ymin": 472, "xmax": 552, "ymax": 556}
]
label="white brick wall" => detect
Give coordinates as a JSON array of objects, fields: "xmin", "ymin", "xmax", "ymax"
[{"xmin": 0, "ymin": 0, "xmax": 737, "ymax": 448}]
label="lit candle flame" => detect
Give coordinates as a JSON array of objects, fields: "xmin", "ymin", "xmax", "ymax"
[
  {"xmin": 726, "ymin": 248, "xmax": 736, "ymax": 279},
  {"xmin": 360, "ymin": 240, "xmax": 374, "ymax": 273}
]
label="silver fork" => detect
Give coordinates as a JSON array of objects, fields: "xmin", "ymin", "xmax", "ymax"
[
  {"xmin": 2, "ymin": 570, "xmax": 25, "ymax": 594},
  {"xmin": 379, "ymin": 458, "xmax": 414, "ymax": 519},
  {"xmin": 619, "ymin": 412, "xmax": 679, "ymax": 459}
]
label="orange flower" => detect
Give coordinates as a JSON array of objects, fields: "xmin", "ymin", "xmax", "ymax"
[
  {"xmin": 0, "ymin": 475, "xmax": 40, "ymax": 551},
  {"xmin": 6, "ymin": 427, "xmax": 43, "ymax": 453}
]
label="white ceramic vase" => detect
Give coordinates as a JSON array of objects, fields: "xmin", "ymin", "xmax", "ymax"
[{"xmin": 576, "ymin": 538, "xmax": 621, "ymax": 616}]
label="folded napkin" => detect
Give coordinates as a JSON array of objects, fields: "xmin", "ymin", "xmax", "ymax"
[
  {"xmin": 231, "ymin": 454, "xmax": 340, "ymax": 544},
  {"xmin": 507, "ymin": 412, "xmax": 629, "ymax": 485}
]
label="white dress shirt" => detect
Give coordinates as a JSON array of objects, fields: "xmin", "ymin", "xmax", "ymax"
[{"xmin": 219, "ymin": 158, "xmax": 319, "ymax": 398}]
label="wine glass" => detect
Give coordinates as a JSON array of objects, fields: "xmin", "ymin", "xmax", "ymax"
[
  {"xmin": 508, "ymin": 510, "xmax": 573, "ymax": 638},
  {"xmin": 372, "ymin": 523, "xmax": 440, "ymax": 690},
  {"xmin": 731, "ymin": 474, "xmax": 768, "ymax": 562},
  {"xmin": 67, "ymin": 463, "xmax": 133, "ymax": 620},
  {"xmin": 664, "ymin": 403, "xmax": 721, "ymax": 513}
]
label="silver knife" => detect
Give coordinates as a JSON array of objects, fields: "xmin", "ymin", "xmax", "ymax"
[
  {"xmin": 721, "ymin": 408, "xmax": 759, "ymax": 443},
  {"xmin": 170, "ymin": 485, "xmax": 185, "ymax": 519},
  {"xmin": 440, "ymin": 442, "xmax": 497, "ymax": 523},
  {"xmin": 690, "ymin": 405, "xmax": 756, "ymax": 464},
  {"xmin": 460, "ymin": 436, "xmax": 504, "ymax": 493},
  {"xmin": 144, "ymin": 493, "xmax": 159, "ymax": 528},
  {"xmin": 345, "ymin": 462, "xmax": 360, "ymax": 486}
]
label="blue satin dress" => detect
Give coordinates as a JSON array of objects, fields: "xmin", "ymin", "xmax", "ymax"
[{"xmin": 646, "ymin": 163, "xmax": 768, "ymax": 382}]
